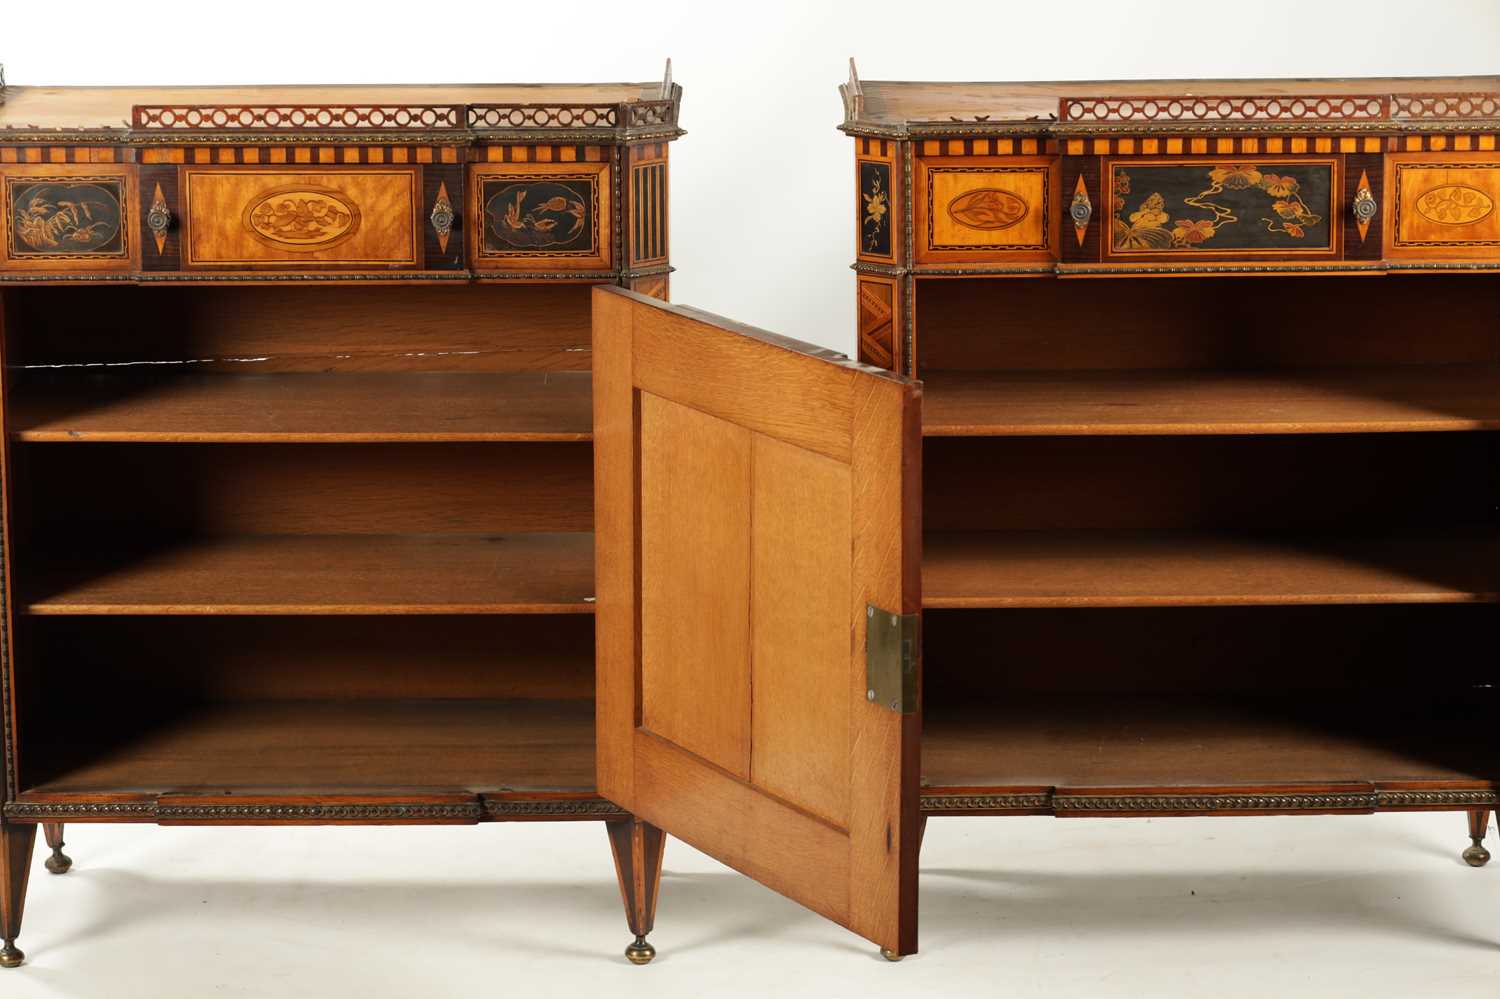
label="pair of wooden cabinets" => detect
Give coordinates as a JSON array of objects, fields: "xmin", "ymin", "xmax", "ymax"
[{"xmin": 4, "ymin": 65, "xmax": 1500, "ymax": 971}]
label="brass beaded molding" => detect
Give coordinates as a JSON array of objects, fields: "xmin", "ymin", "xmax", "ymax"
[
  {"xmin": 3, "ymin": 798, "xmax": 632, "ymax": 821},
  {"xmin": 483, "ymin": 799, "xmax": 629, "ymax": 818},
  {"xmin": 922, "ymin": 794, "xmax": 1051, "ymax": 812},
  {"xmin": 919, "ymin": 788, "xmax": 1500, "ymax": 815}
]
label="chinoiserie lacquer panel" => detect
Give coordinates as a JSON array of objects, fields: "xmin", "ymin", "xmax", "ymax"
[
  {"xmin": 1387, "ymin": 152, "xmax": 1500, "ymax": 259},
  {"xmin": 1104, "ymin": 159, "xmax": 1339, "ymax": 260},
  {"xmin": 182, "ymin": 168, "xmax": 420, "ymax": 267},
  {"xmin": 470, "ymin": 161, "xmax": 612, "ymax": 272},
  {"xmin": 916, "ymin": 155, "xmax": 1055, "ymax": 263},
  {"xmin": 0, "ymin": 163, "xmax": 137, "ymax": 272},
  {"xmin": 859, "ymin": 160, "xmax": 893, "ymax": 259}
]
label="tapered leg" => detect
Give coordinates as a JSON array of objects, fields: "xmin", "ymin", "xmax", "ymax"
[
  {"xmin": 1464, "ymin": 809, "xmax": 1492, "ymax": 868},
  {"xmin": 41, "ymin": 825, "xmax": 70, "ymax": 875},
  {"xmin": 0, "ymin": 824, "xmax": 37, "ymax": 968},
  {"xmin": 606, "ymin": 817, "xmax": 665, "ymax": 965}
]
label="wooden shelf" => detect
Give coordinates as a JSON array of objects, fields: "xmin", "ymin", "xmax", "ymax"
[
  {"xmin": 920, "ymin": 366, "xmax": 1500, "ymax": 437},
  {"xmin": 922, "ymin": 693, "xmax": 1500, "ymax": 789},
  {"xmin": 25, "ymin": 698, "xmax": 596, "ymax": 794},
  {"xmin": 923, "ymin": 529, "xmax": 1500, "ymax": 608},
  {"xmin": 24, "ymin": 533, "xmax": 594, "ymax": 615},
  {"xmin": 9, "ymin": 371, "xmax": 592, "ymax": 443}
]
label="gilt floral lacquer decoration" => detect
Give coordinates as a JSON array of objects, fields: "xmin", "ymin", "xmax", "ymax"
[{"xmin": 1110, "ymin": 161, "xmax": 1333, "ymax": 254}]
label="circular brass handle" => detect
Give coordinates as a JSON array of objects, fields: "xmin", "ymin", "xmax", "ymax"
[
  {"xmin": 1069, "ymin": 188, "xmax": 1093, "ymax": 227},
  {"xmin": 1352, "ymin": 187, "xmax": 1377, "ymax": 225},
  {"xmin": 430, "ymin": 199, "xmax": 455, "ymax": 238},
  {"xmin": 146, "ymin": 203, "xmax": 173, "ymax": 235}
]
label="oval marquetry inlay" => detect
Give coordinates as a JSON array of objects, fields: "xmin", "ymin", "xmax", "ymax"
[
  {"xmin": 947, "ymin": 188, "xmax": 1028, "ymax": 230},
  {"xmin": 243, "ymin": 186, "xmax": 361, "ymax": 249},
  {"xmin": 1416, "ymin": 185, "xmax": 1495, "ymax": 225}
]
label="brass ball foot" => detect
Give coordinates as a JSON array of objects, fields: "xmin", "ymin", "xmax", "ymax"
[
  {"xmin": 625, "ymin": 935, "xmax": 656, "ymax": 965},
  {"xmin": 44, "ymin": 847, "xmax": 71, "ymax": 875},
  {"xmin": 880, "ymin": 948, "xmax": 903, "ymax": 962},
  {"xmin": 0, "ymin": 941, "xmax": 24, "ymax": 968},
  {"xmin": 1464, "ymin": 840, "xmax": 1491, "ymax": 868}
]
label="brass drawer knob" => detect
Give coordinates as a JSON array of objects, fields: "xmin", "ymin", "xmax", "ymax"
[
  {"xmin": 1069, "ymin": 186, "xmax": 1093, "ymax": 228},
  {"xmin": 430, "ymin": 191, "xmax": 455, "ymax": 238},
  {"xmin": 146, "ymin": 199, "xmax": 173, "ymax": 235},
  {"xmin": 1352, "ymin": 186, "xmax": 1377, "ymax": 225}
]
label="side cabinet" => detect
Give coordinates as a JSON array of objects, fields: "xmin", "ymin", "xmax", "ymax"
[{"xmin": 0, "ymin": 71, "xmax": 683, "ymax": 972}]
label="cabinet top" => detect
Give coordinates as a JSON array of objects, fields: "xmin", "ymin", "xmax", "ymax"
[
  {"xmin": 839, "ymin": 65, "xmax": 1500, "ymax": 138},
  {"xmin": 0, "ymin": 70, "xmax": 682, "ymax": 143}
]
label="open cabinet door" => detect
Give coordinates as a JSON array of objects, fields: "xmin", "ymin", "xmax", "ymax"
[{"xmin": 593, "ymin": 286, "xmax": 922, "ymax": 957}]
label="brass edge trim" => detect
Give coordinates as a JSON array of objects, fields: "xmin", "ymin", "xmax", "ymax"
[
  {"xmin": 1055, "ymin": 792, "xmax": 1378, "ymax": 811},
  {"xmin": 158, "ymin": 803, "xmax": 483, "ymax": 821},
  {"xmin": 1376, "ymin": 790, "xmax": 1498, "ymax": 808},
  {"xmin": 0, "ymin": 129, "xmax": 686, "ymax": 146},
  {"xmin": 840, "ymin": 120, "xmax": 1500, "ymax": 141},
  {"xmin": 0, "ymin": 271, "xmax": 634, "ymax": 284},
  {"xmin": 4, "ymin": 802, "xmax": 157, "ymax": 819},
  {"xmin": 1059, "ymin": 262, "xmax": 1386, "ymax": 275},
  {"xmin": 852, "ymin": 261, "xmax": 906, "ymax": 277},
  {"xmin": 913, "ymin": 265, "xmax": 1057, "ymax": 276},
  {"xmin": 620, "ymin": 264, "xmax": 675, "ymax": 279},
  {"xmin": 483, "ymin": 799, "xmax": 629, "ymax": 818},
  {"xmin": 0, "ymin": 527, "xmax": 14, "ymax": 802},
  {"xmin": 1385, "ymin": 261, "xmax": 1500, "ymax": 271},
  {"xmin": 901, "ymin": 140, "xmax": 915, "ymax": 376},
  {"xmin": 920, "ymin": 789, "xmax": 1500, "ymax": 814},
  {"xmin": 921, "ymin": 793, "xmax": 1051, "ymax": 812}
]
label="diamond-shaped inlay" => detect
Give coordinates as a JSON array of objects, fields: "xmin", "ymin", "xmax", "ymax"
[
  {"xmin": 1070, "ymin": 173, "xmax": 1092, "ymax": 246},
  {"xmin": 147, "ymin": 182, "xmax": 171, "ymax": 255},
  {"xmin": 1353, "ymin": 169, "xmax": 1376, "ymax": 243},
  {"xmin": 430, "ymin": 181, "xmax": 454, "ymax": 254}
]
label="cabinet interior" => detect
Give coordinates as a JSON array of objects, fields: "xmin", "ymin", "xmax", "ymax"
[
  {"xmin": 2, "ymin": 284, "xmax": 599, "ymax": 799},
  {"xmin": 917, "ymin": 274, "xmax": 1500, "ymax": 794}
]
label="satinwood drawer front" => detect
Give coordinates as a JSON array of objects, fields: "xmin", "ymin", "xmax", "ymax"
[
  {"xmin": 1, "ymin": 163, "xmax": 137, "ymax": 273},
  {"xmin": 181, "ymin": 168, "xmax": 422, "ymax": 268},
  {"xmin": 915, "ymin": 155, "xmax": 1055, "ymax": 264},
  {"xmin": 1387, "ymin": 152, "xmax": 1500, "ymax": 261},
  {"xmin": 1102, "ymin": 158, "xmax": 1341, "ymax": 263}
]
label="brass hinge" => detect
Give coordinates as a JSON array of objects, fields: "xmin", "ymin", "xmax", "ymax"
[{"xmin": 865, "ymin": 604, "xmax": 919, "ymax": 714}]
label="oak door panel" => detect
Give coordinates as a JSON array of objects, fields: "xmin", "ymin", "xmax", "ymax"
[
  {"xmin": 639, "ymin": 393, "xmax": 752, "ymax": 778},
  {"xmin": 749, "ymin": 435, "xmax": 853, "ymax": 828},
  {"xmin": 593, "ymin": 286, "xmax": 922, "ymax": 954}
]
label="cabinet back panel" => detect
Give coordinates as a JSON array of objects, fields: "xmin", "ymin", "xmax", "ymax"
[
  {"xmin": 3, "ymin": 284, "xmax": 592, "ymax": 372},
  {"xmin": 922, "ymin": 605, "xmax": 1497, "ymax": 697},
  {"xmin": 924, "ymin": 433, "xmax": 1495, "ymax": 531},
  {"xmin": 915, "ymin": 276, "xmax": 1500, "ymax": 372},
  {"xmin": 16, "ymin": 442, "xmax": 592, "ymax": 538},
  {"xmin": 21, "ymin": 615, "xmax": 592, "ymax": 706}
]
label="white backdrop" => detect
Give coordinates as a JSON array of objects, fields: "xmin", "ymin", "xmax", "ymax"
[
  {"xmin": 7, "ymin": 6, "xmax": 1500, "ymax": 995},
  {"xmin": 9, "ymin": 0, "xmax": 1500, "ymax": 353}
]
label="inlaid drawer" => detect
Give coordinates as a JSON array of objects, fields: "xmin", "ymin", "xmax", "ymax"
[
  {"xmin": 181, "ymin": 167, "xmax": 422, "ymax": 269},
  {"xmin": 469, "ymin": 161, "xmax": 613, "ymax": 272},
  {"xmin": 915, "ymin": 155, "xmax": 1056, "ymax": 264},
  {"xmin": 1100, "ymin": 157, "xmax": 1342, "ymax": 264},
  {"xmin": 1, "ymin": 163, "xmax": 137, "ymax": 273},
  {"xmin": 1386, "ymin": 152, "xmax": 1500, "ymax": 262}
]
